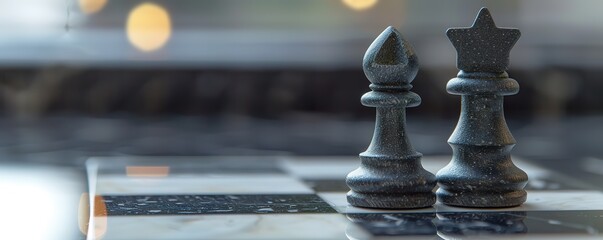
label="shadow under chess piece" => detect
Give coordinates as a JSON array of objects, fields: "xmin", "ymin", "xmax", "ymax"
[
  {"xmin": 345, "ymin": 26, "xmax": 436, "ymax": 209},
  {"xmin": 436, "ymin": 8, "xmax": 528, "ymax": 207}
]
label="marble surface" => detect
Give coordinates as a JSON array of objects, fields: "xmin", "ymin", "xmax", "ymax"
[
  {"xmin": 102, "ymin": 194, "xmax": 336, "ymax": 215},
  {"xmin": 96, "ymin": 174, "xmax": 313, "ymax": 195},
  {"xmin": 85, "ymin": 156, "xmax": 603, "ymax": 240},
  {"xmin": 100, "ymin": 214, "xmax": 362, "ymax": 240}
]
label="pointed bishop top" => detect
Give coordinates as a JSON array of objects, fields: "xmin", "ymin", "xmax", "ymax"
[
  {"xmin": 447, "ymin": 7, "xmax": 521, "ymax": 72},
  {"xmin": 363, "ymin": 26, "xmax": 419, "ymax": 86}
]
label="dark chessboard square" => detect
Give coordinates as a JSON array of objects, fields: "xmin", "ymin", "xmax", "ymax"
[
  {"xmin": 347, "ymin": 213, "xmax": 438, "ymax": 236},
  {"xmin": 101, "ymin": 194, "xmax": 337, "ymax": 215},
  {"xmin": 348, "ymin": 210, "xmax": 603, "ymax": 238},
  {"xmin": 436, "ymin": 210, "xmax": 603, "ymax": 236},
  {"xmin": 522, "ymin": 210, "xmax": 603, "ymax": 234},
  {"xmin": 436, "ymin": 211, "xmax": 528, "ymax": 236}
]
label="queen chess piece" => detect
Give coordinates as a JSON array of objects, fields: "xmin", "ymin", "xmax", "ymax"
[
  {"xmin": 436, "ymin": 8, "xmax": 529, "ymax": 207},
  {"xmin": 345, "ymin": 26, "xmax": 436, "ymax": 209}
]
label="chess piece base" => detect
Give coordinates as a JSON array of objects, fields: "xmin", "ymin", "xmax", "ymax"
[
  {"xmin": 347, "ymin": 191, "xmax": 435, "ymax": 209},
  {"xmin": 436, "ymin": 188, "xmax": 526, "ymax": 208}
]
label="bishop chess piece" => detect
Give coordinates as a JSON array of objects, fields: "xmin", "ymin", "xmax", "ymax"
[
  {"xmin": 346, "ymin": 26, "xmax": 436, "ymax": 209},
  {"xmin": 436, "ymin": 8, "xmax": 528, "ymax": 207}
]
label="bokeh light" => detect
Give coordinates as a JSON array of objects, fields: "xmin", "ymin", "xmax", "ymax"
[
  {"xmin": 126, "ymin": 3, "xmax": 171, "ymax": 52},
  {"xmin": 79, "ymin": 0, "xmax": 107, "ymax": 14},
  {"xmin": 342, "ymin": 0, "xmax": 378, "ymax": 11},
  {"xmin": 126, "ymin": 166, "xmax": 170, "ymax": 177},
  {"xmin": 79, "ymin": 194, "xmax": 107, "ymax": 239}
]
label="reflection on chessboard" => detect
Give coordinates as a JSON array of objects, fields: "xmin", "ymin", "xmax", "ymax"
[{"xmin": 82, "ymin": 156, "xmax": 603, "ymax": 240}]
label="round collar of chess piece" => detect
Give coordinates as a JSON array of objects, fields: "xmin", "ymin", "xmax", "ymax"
[
  {"xmin": 447, "ymin": 71, "xmax": 519, "ymax": 96},
  {"xmin": 361, "ymin": 90, "xmax": 421, "ymax": 108}
]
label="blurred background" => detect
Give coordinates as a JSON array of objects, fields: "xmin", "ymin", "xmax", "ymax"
[{"xmin": 0, "ymin": 0, "xmax": 602, "ymax": 239}]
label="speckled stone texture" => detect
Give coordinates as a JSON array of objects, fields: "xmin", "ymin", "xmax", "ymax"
[
  {"xmin": 345, "ymin": 26, "xmax": 436, "ymax": 209},
  {"xmin": 436, "ymin": 8, "xmax": 528, "ymax": 208}
]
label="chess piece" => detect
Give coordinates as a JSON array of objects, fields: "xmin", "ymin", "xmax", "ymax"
[
  {"xmin": 436, "ymin": 8, "xmax": 528, "ymax": 207},
  {"xmin": 346, "ymin": 26, "xmax": 436, "ymax": 209}
]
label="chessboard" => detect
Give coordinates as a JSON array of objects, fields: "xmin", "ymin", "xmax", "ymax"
[{"xmin": 83, "ymin": 156, "xmax": 603, "ymax": 240}]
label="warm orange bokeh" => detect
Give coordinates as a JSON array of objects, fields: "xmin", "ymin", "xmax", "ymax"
[
  {"xmin": 79, "ymin": 0, "xmax": 108, "ymax": 14},
  {"xmin": 342, "ymin": 0, "xmax": 379, "ymax": 11},
  {"xmin": 78, "ymin": 193, "xmax": 107, "ymax": 239},
  {"xmin": 126, "ymin": 3, "xmax": 172, "ymax": 52},
  {"xmin": 126, "ymin": 166, "xmax": 170, "ymax": 177}
]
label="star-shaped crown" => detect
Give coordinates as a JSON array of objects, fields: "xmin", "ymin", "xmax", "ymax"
[{"xmin": 447, "ymin": 7, "xmax": 521, "ymax": 73}]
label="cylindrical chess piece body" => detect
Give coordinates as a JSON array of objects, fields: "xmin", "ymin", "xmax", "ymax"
[
  {"xmin": 437, "ymin": 71, "xmax": 528, "ymax": 207},
  {"xmin": 346, "ymin": 26, "xmax": 436, "ymax": 209}
]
